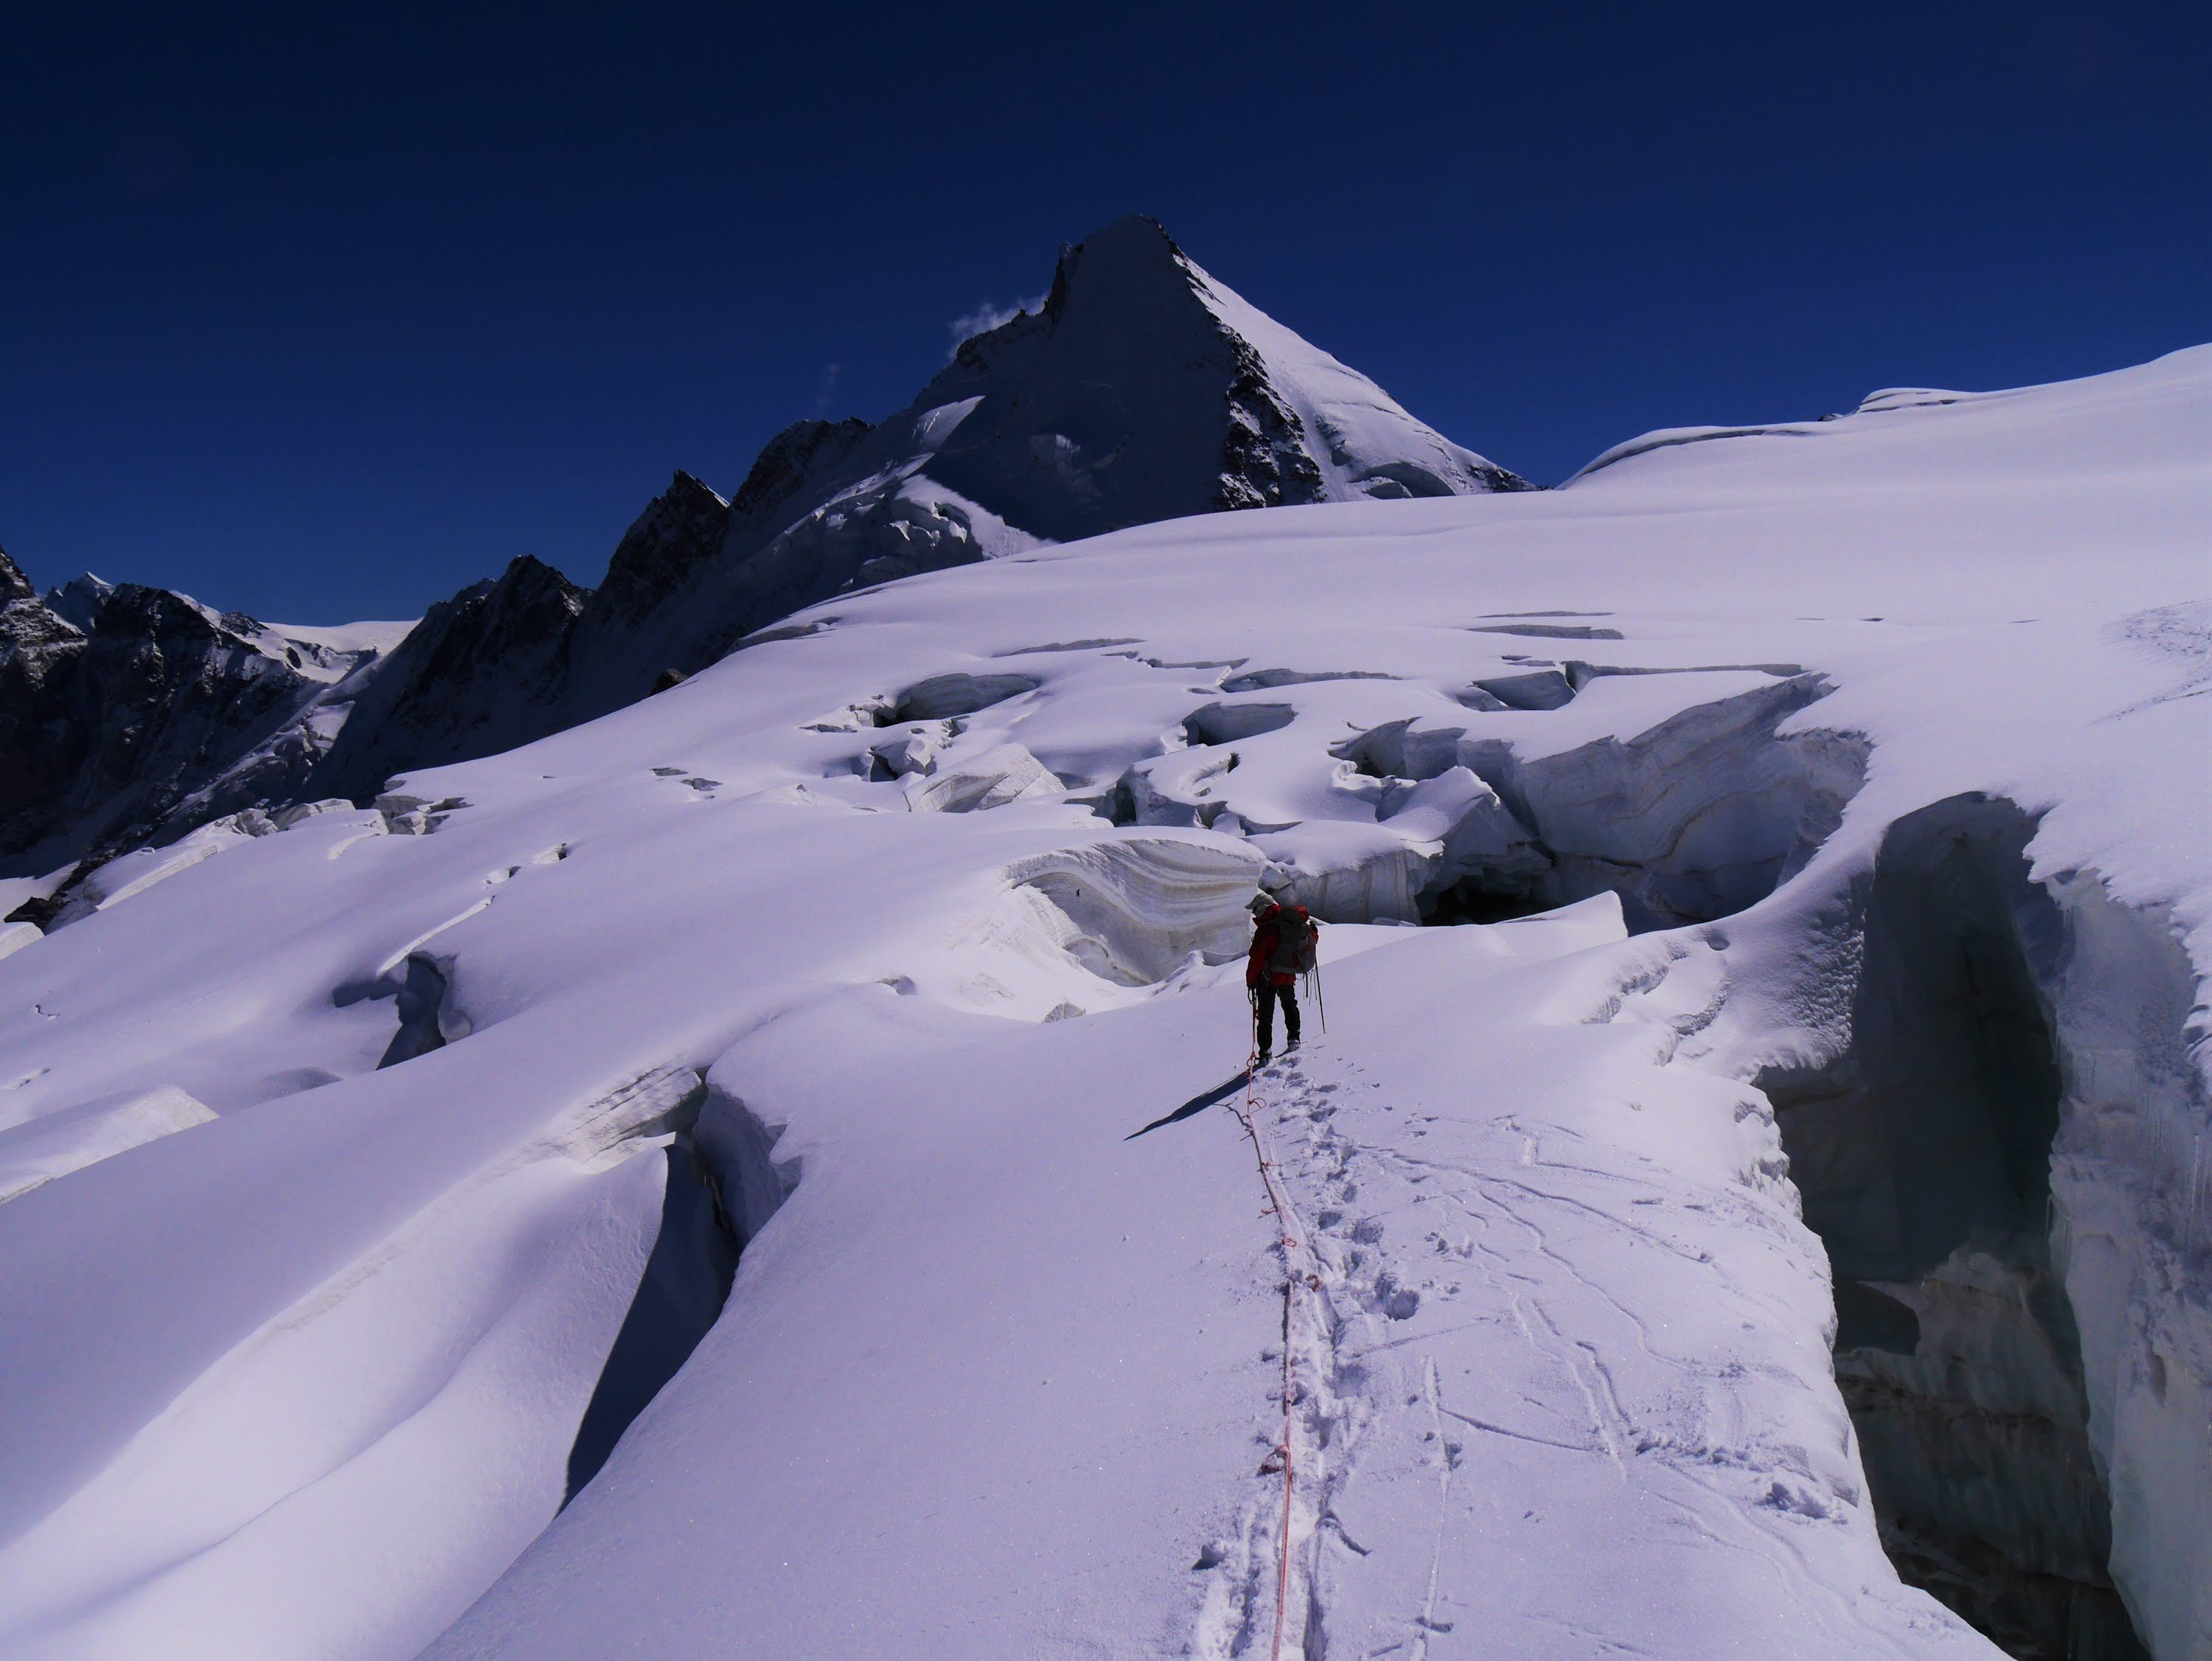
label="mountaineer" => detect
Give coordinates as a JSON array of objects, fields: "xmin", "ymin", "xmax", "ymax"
[{"xmin": 1245, "ymin": 890, "xmax": 1320, "ymax": 1064}]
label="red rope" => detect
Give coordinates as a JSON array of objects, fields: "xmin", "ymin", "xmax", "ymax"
[{"xmin": 1231, "ymin": 1034, "xmax": 1301, "ymax": 1661}]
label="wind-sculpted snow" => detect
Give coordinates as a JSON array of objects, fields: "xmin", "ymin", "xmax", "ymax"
[
  {"xmin": 0, "ymin": 347, "xmax": 2205, "ymax": 1660},
  {"xmin": 0, "ymin": 1084, "xmax": 213, "ymax": 1205}
]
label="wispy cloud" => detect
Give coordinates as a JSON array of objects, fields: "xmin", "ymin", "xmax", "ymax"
[
  {"xmin": 810, "ymin": 362, "xmax": 843, "ymax": 417},
  {"xmin": 948, "ymin": 293, "xmax": 1046, "ymax": 352}
]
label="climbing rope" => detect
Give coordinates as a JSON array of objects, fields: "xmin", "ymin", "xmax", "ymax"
[
  {"xmin": 1229, "ymin": 1026, "xmax": 1302, "ymax": 1661},
  {"xmin": 1303, "ymin": 960, "xmax": 1326, "ymax": 1036}
]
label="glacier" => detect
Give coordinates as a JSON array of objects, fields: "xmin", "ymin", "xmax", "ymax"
[{"xmin": 0, "ymin": 343, "xmax": 2204, "ymax": 1660}]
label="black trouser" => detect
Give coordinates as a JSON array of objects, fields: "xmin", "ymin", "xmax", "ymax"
[{"xmin": 1253, "ymin": 981, "xmax": 1300, "ymax": 1053}]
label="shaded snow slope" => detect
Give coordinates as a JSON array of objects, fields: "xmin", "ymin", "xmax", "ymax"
[{"xmin": 0, "ymin": 347, "xmax": 2202, "ymax": 1660}]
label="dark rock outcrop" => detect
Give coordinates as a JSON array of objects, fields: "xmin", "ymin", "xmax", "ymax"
[
  {"xmin": 585, "ymin": 470, "xmax": 740, "ymax": 635},
  {"xmin": 310, "ymin": 557, "xmax": 586, "ymax": 804},
  {"xmin": 0, "ymin": 548, "xmax": 364, "ymax": 872},
  {"xmin": 0, "ymin": 551, "xmax": 92, "ymax": 852}
]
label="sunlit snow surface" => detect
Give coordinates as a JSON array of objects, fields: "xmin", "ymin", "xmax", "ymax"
[{"xmin": 0, "ymin": 349, "xmax": 2206, "ymax": 1660}]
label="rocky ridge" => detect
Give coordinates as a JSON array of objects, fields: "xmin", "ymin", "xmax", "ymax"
[{"xmin": 0, "ymin": 552, "xmax": 391, "ymax": 891}]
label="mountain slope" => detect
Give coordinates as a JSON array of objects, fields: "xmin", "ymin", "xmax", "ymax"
[
  {"xmin": 0, "ymin": 553, "xmax": 400, "ymax": 881},
  {"xmin": 307, "ymin": 557, "xmax": 587, "ymax": 805},
  {"xmin": 0, "ymin": 347, "xmax": 2201, "ymax": 1659}
]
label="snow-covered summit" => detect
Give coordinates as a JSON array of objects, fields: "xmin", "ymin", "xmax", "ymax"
[
  {"xmin": 902, "ymin": 214, "xmax": 1527, "ymax": 536},
  {"xmin": 40, "ymin": 574, "xmax": 113, "ymax": 633},
  {"xmin": 309, "ymin": 216, "xmax": 1525, "ymax": 798}
]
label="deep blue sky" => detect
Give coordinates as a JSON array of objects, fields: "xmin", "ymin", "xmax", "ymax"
[{"xmin": 4, "ymin": 3, "xmax": 2205, "ymax": 624}]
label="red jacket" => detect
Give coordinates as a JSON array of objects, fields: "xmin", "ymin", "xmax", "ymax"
[{"xmin": 1247, "ymin": 905, "xmax": 1296, "ymax": 989}]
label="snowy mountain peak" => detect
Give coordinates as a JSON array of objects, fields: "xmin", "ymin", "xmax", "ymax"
[
  {"xmin": 914, "ymin": 214, "xmax": 1528, "ymax": 541},
  {"xmin": 532, "ymin": 215, "xmax": 1528, "ymax": 725},
  {"xmin": 138, "ymin": 217, "xmax": 1531, "ymax": 818},
  {"xmin": 0, "ymin": 221, "xmax": 1528, "ymax": 882},
  {"xmin": 39, "ymin": 574, "xmax": 113, "ymax": 634}
]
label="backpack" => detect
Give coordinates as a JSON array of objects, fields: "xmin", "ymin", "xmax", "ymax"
[{"xmin": 1267, "ymin": 905, "xmax": 1320, "ymax": 976}]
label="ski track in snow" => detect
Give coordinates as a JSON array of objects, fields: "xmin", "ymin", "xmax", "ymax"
[{"xmin": 1245, "ymin": 996, "xmax": 1945, "ymax": 1661}]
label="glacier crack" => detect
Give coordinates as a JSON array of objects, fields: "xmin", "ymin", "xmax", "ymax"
[{"xmin": 1759, "ymin": 795, "xmax": 2163, "ymax": 1661}]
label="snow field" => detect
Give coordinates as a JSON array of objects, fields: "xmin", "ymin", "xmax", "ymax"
[{"xmin": 0, "ymin": 346, "xmax": 2202, "ymax": 1657}]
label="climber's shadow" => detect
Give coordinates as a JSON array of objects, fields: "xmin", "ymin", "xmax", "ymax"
[{"xmin": 1124, "ymin": 1070, "xmax": 1252, "ymax": 1140}]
